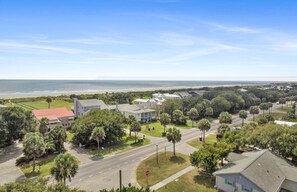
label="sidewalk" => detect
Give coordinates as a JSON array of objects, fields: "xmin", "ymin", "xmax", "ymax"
[{"xmin": 150, "ymin": 166, "xmax": 195, "ymax": 190}]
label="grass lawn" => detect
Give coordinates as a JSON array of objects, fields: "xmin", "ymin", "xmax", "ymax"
[
  {"xmin": 5, "ymin": 103, "xmax": 31, "ymax": 111},
  {"xmin": 254, "ymin": 112, "xmax": 284, "ymax": 121},
  {"xmin": 20, "ymin": 156, "xmax": 56, "ymax": 178},
  {"xmin": 141, "ymin": 122, "xmax": 165, "ymax": 137},
  {"xmin": 66, "ymin": 131, "xmax": 74, "ymax": 142},
  {"xmin": 187, "ymin": 134, "xmax": 217, "ymax": 150},
  {"xmin": 277, "ymin": 106, "xmax": 293, "ymax": 112},
  {"xmin": 136, "ymin": 152, "xmax": 191, "ymax": 187},
  {"xmin": 157, "ymin": 168, "xmax": 217, "ymax": 192},
  {"xmin": 21, "ymin": 100, "xmax": 73, "ymax": 110},
  {"xmin": 88, "ymin": 135, "xmax": 151, "ymax": 157}
]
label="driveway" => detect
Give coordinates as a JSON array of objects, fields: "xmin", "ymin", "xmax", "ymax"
[{"xmin": 0, "ymin": 142, "xmax": 25, "ymax": 185}]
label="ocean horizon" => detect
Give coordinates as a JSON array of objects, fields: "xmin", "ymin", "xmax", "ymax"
[{"xmin": 0, "ymin": 80, "xmax": 270, "ymax": 99}]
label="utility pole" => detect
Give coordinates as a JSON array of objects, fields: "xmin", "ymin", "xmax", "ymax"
[
  {"xmin": 156, "ymin": 145, "xmax": 159, "ymax": 166},
  {"xmin": 119, "ymin": 170, "xmax": 122, "ymax": 192}
]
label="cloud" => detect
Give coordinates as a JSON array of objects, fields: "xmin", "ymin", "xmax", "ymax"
[
  {"xmin": 38, "ymin": 37, "xmax": 131, "ymax": 45},
  {"xmin": 0, "ymin": 41, "xmax": 103, "ymax": 54},
  {"xmin": 209, "ymin": 23, "xmax": 260, "ymax": 34}
]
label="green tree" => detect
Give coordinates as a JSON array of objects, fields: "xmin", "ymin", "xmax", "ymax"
[
  {"xmin": 160, "ymin": 113, "xmax": 171, "ymax": 134},
  {"xmin": 249, "ymin": 106, "xmax": 259, "ymax": 121},
  {"xmin": 161, "ymin": 99, "xmax": 182, "ymax": 119},
  {"xmin": 279, "ymin": 98, "xmax": 286, "ymax": 109},
  {"xmin": 47, "ymin": 125, "xmax": 67, "ymax": 153},
  {"xmin": 23, "ymin": 132, "xmax": 46, "ymax": 172},
  {"xmin": 130, "ymin": 121, "xmax": 141, "ymax": 143},
  {"xmin": 46, "ymin": 97, "xmax": 52, "ymax": 109},
  {"xmin": 127, "ymin": 115, "xmax": 136, "ymax": 136},
  {"xmin": 210, "ymin": 96, "xmax": 231, "ymax": 117},
  {"xmin": 259, "ymin": 103, "xmax": 269, "ymax": 116},
  {"xmin": 190, "ymin": 145, "xmax": 218, "ymax": 173},
  {"xmin": 172, "ymin": 109, "xmax": 186, "ymax": 125},
  {"xmin": 90, "ymin": 127, "xmax": 106, "ymax": 151},
  {"xmin": 214, "ymin": 142, "xmax": 234, "ymax": 165},
  {"xmin": 218, "ymin": 123, "xmax": 230, "ymax": 135},
  {"xmin": 267, "ymin": 102, "xmax": 273, "ymax": 114},
  {"xmin": 50, "ymin": 153, "xmax": 79, "ymax": 184},
  {"xmin": 205, "ymin": 107, "xmax": 214, "ymax": 118},
  {"xmin": 166, "ymin": 127, "xmax": 181, "ymax": 156},
  {"xmin": 218, "ymin": 112, "xmax": 232, "ymax": 124},
  {"xmin": 239, "ymin": 110, "xmax": 248, "ymax": 126},
  {"xmin": 187, "ymin": 108, "xmax": 199, "ymax": 127},
  {"xmin": 39, "ymin": 117, "xmax": 49, "ymax": 135},
  {"xmin": 197, "ymin": 119, "xmax": 211, "ymax": 143}
]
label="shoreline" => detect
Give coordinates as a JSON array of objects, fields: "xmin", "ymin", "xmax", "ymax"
[{"xmin": 0, "ymin": 83, "xmax": 266, "ymax": 99}]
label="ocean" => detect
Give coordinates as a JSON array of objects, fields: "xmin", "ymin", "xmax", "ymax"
[{"xmin": 0, "ymin": 80, "xmax": 267, "ymax": 98}]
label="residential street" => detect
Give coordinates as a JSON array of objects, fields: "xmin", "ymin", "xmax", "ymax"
[{"xmin": 68, "ymin": 104, "xmax": 282, "ymax": 191}]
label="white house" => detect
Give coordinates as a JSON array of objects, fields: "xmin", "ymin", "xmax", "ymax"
[
  {"xmin": 110, "ymin": 104, "xmax": 157, "ymax": 123},
  {"xmin": 213, "ymin": 150, "xmax": 297, "ymax": 192},
  {"xmin": 73, "ymin": 98, "xmax": 108, "ymax": 117}
]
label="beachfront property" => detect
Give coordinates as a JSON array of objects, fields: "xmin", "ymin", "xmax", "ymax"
[
  {"xmin": 73, "ymin": 98, "xmax": 108, "ymax": 117},
  {"xmin": 173, "ymin": 91, "xmax": 192, "ymax": 98},
  {"xmin": 213, "ymin": 150, "xmax": 297, "ymax": 192},
  {"xmin": 134, "ymin": 98, "xmax": 161, "ymax": 108},
  {"xmin": 188, "ymin": 90, "xmax": 206, "ymax": 97},
  {"xmin": 32, "ymin": 107, "xmax": 75, "ymax": 130},
  {"xmin": 110, "ymin": 104, "xmax": 157, "ymax": 122},
  {"xmin": 238, "ymin": 88, "xmax": 248, "ymax": 92}
]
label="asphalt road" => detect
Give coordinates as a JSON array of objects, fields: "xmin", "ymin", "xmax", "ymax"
[{"xmin": 69, "ymin": 104, "xmax": 283, "ymax": 191}]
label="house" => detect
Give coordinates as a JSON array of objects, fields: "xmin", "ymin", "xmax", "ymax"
[
  {"xmin": 134, "ymin": 98, "xmax": 160, "ymax": 108},
  {"xmin": 110, "ymin": 104, "xmax": 157, "ymax": 123},
  {"xmin": 32, "ymin": 107, "xmax": 75, "ymax": 130},
  {"xmin": 275, "ymin": 120, "xmax": 297, "ymax": 127},
  {"xmin": 73, "ymin": 98, "xmax": 108, "ymax": 117},
  {"xmin": 152, "ymin": 93, "xmax": 181, "ymax": 100},
  {"xmin": 174, "ymin": 91, "xmax": 192, "ymax": 98},
  {"xmin": 213, "ymin": 150, "xmax": 297, "ymax": 192},
  {"xmin": 238, "ymin": 88, "xmax": 248, "ymax": 93},
  {"xmin": 189, "ymin": 90, "xmax": 206, "ymax": 97}
]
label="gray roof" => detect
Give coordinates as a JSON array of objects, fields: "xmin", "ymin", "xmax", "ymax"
[
  {"xmin": 214, "ymin": 150, "xmax": 297, "ymax": 192},
  {"xmin": 78, "ymin": 99, "xmax": 108, "ymax": 109},
  {"xmin": 114, "ymin": 104, "xmax": 156, "ymax": 114},
  {"xmin": 189, "ymin": 90, "xmax": 206, "ymax": 96},
  {"xmin": 174, "ymin": 91, "xmax": 191, "ymax": 98}
]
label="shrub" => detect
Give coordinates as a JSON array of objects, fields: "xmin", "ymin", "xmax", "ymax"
[
  {"xmin": 258, "ymin": 117, "xmax": 268, "ymax": 125},
  {"xmin": 265, "ymin": 114, "xmax": 275, "ymax": 122},
  {"xmin": 15, "ymin": 156, "xmax": 27, "ymax": 166}
]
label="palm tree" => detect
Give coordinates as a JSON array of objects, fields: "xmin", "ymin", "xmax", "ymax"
[
  {"xmin": 90, "ymin": 127, "xmax": 106, "ymax": 151},
  {"xmin": 239, "ymin": 110, "xmax": 248, "ymax": 126},
  {"xmin": 197, "ymin": 119, "xmax": 211, "ymax": 144},
  {"xmin": 160, "ymin": 113, "xmax": 171, "ymax": 134},
  {"xmin": 46, "ymin": 97, "xmax": 52, "ymax": 108},
  {"xmin": 249, "ymin": 106, "xmax": 259, "ymax": 121},
  {"xmin": 259, "ymin": 103, "xmax": 269, "ymax": 116},
  {"xmin": 166, "ymin": 127, "xmax": 181, "ymax": 156},
  {"xmin": 50, "ymin": 153, "xmax": 79, "ymax": 184},
  {"xmin": 23, "ymin": 132, "xmax": 46, "ymax": 172},
  {"xmin": 130, "ymin": 121, "xmax": 141, "ymax": 143},
  {"xmin": 127, "ymin": 115, "xmax": 136, "ymax": 136},
  {"xmin": 48, "ymin": 125, "xmax": 67, "ymax": 153},
  {"xmin": 187, "ymin": 108, "xmax": 198, "ymax": 127},
  {"xmin": 39, "ymin": 117, "xmax": 49, "ymax": 135}
]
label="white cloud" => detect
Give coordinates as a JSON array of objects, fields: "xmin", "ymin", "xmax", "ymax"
[
  {"xmin": 38, "ymin": 37, "xmax": 131, "ymax": 45},
  {"xmin": 209, "ymin": 23, "xmax": 260, "ymax": 34}
]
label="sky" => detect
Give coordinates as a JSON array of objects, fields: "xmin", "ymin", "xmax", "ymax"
[{"xmin": 0, "ymin": 0, "xmax": 297, "ymax": 81}]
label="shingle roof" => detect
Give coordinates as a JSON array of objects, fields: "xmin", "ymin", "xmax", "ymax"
[
  {"xmin": 174, "ymin": 91, "xmax": 191, "ymax": 98},
  {"xmin": 214, "ymin": 150, "xmax": 297, "ymax": 192},
  {"xmin": 78, "ymin": 99, "xmax": 108, "ymax": 109},
  {"xmin": 33, "ymin": 107, "xmax": 75, "ymax": 121}
]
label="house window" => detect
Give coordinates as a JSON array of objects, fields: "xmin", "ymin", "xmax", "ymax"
[{"xmin": 241, "ymin": 185, "xmax": 252, "ymax": 192}]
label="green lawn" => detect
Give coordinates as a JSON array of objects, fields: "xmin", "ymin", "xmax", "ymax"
[
  {"xmin": 136, "ymin": 152, "xmax": 191, "ymax": 187},
  {"xmin": 21, "ymin": 100, "xmax": 73, "ymax": 110},
  {"xmin": 187, "ymin": 134, "xmax": 217, "ymax": 150},
  {"xmin": 141, "ymin": 121, "xmax": 165, "ymax": 137},
  {"xmin": 157, "ymin": 169, "xmax": 217, "ymax": 192},
  {"xmin": 5, "ymin": 103, "xmax": 31, "ymax": 111},
  {"xmin": 277, "ymin": 106, "xmax": 293, "ymax": 113},
  {"xmin": 20, "ymin": 156, "xmax": 56, "ymax": 178},
  {"xmin": 254, "ymin": 112, "xmax": 284, "ymax": 121},
  {"xmin": 88, "ymin": 135, "xmax": 151, "ymax": 157}
]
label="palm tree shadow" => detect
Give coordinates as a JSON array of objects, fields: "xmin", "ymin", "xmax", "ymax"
[
  {"xmin": 0, "ymin": 143, "xmax": 23, "ymax": 164},
  {"xmin": 169, "ymin": 156, "xmax": 186, "ymax": 164}
]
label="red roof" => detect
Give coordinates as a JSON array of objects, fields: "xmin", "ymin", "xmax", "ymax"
[{"xmin": 32, "ymin": 107, "xmax": 74, "ymax": 121}]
